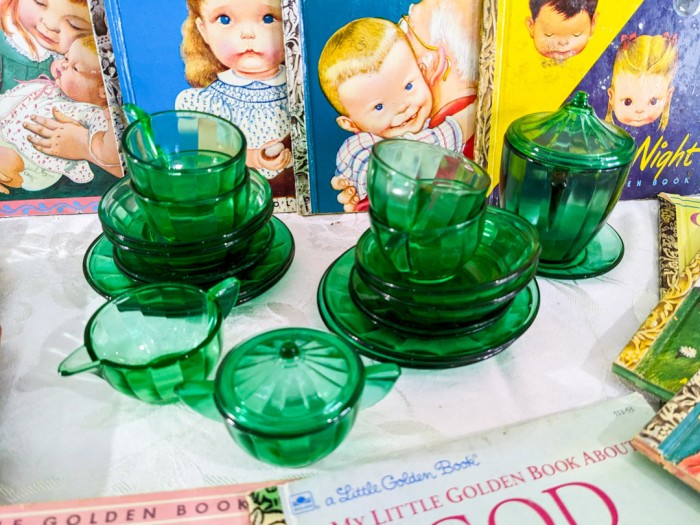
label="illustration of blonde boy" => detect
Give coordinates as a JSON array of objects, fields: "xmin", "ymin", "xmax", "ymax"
[
  {"xmin": 526, "ymin": 0, "xmax": 598, "ymax": 63},
  {"xmin": 606, "ymin": 33, "xmax": 679, "ymax": 130},
  {"xmin": 319, "ymin": 17, "xmax": 468, "ymax": 211}
]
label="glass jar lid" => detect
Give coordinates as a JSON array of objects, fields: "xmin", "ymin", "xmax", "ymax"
[
  {"xmin": 214, "ymin": 328, "xmax": 364, "ymax": 437},
  {"xmin": 504, "ymin": 91, "xmax": 636, "ymax": 170}
]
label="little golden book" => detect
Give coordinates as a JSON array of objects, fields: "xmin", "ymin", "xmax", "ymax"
[
  {"xmin": 269, "ymin": 395, "xmax": 700, "ymax": 524},
  {"xmin": 477, "ymin": 0, "xmax": 700, "ymax": 200}
]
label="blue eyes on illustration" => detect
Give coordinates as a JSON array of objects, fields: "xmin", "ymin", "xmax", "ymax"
[
  {"xmin": 375, "ymin": 104, "xmax": 384, "ymax": 111},
  {"xmin": 405, "ymin": 82, "xmax": 413, "ymax": 91},
  {"xmin": 263, "ymin": 14, "xmax": 275, "ymax": 24},
  {"xmin": 218, "ymin": 15, "xmax": 231, "ymax": 25}
]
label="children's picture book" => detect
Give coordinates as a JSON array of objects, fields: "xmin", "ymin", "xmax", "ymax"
[
  {"xmin": 101, "ymin": 0, "xmax": 299, "ymax": 213},
  {"xmin": 613, "ymin": 248, "xmax": 700, "ymax": 400},
  {"xmin": 477, "ymin": 0, "xmax": 700, "ymax": 202},
  {"xmin": 251, "ymin": 394, "xmax": 700, "ymax": 524},
  {"xmin": 657, "ymin": 192, "xmax": 700, "ymax": 295},
  {"xmin": 283, "ymin": 0, "xmax": 483, "ymax": 214},
  {"xmin": 0, "ymin": 0, "xmax": 124, "ymax": 218},
  {"xmin": 632, "ymin": 368, "xmax": 700, "ymax": 493},
  {"xmin": 0, "ymin": 480, "xmax": 279, "ymax": 525}
]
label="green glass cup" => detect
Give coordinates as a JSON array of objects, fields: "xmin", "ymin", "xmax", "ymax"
[
  {"xmin": 367, "ymin": 139, "xmax": 490, "ymax": 232},
  {"xmin": 58, "ymin": 278, "xmax": 240, "ymax": 404},
  {"xmin": 369, "ymin": 203, "xmax": 486, "ymax": 282},
  {"xmin": 176, "ymin": 328, "xmax": 400, "ymax": 467},
  {"xmin": 131, "ymin": 172, "xmax": 251, "ymax": 243},
  {"xmin": 122, "ymin": 110, "xmax": 247, "ymax": 201},
  {"xmin": 500, "ymin": 91, "xmax": 635, "ymax": 264}
]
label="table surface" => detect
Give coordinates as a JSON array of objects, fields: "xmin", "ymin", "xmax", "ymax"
[{"xmin": 0, "ymin": 200, "xmax": 660, "ymax": 505}]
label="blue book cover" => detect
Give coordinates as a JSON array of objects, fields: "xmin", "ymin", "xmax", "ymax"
[
  {"xmin": 283, "ymin": 0, "xmax": 482, "ymax": 214},
  {"xmin": 103, "ymin": 0, "xmax": 298, "ymax": 213}
]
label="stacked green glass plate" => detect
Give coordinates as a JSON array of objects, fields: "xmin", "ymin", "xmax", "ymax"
[
  {"xmin": 85, "ymin": 169, "xmax": 294, "ymax": 303},
  {"xmin": 318, "ymin": 206, "xmax": 541, "ymax": 367}
]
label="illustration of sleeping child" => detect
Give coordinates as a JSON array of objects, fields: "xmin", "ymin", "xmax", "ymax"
[
  {"xmin": 0, "ymin": 34, "xmax": 121, "ymax": 193},
  {"xmin": 176, "ymin": 0, "xmax": 295, "ymax": 197},
  {"xmin": 318, "ymin": 17, "xmax": 470, "ymax": 211},
  {"xmin": 0, "ymin": 0, "xmax": 94, "ymax": 94},
  {"xmin": 606, "ymin": 33, "xmax": 679, "ymax": 130}
]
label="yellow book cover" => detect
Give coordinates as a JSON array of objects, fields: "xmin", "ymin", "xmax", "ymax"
[{"xmin": 476, "ymin": 0, "xmax": 700, "ymax": 200}]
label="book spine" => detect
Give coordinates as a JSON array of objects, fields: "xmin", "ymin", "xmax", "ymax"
[{"xmin": 615, "ymin": 249, "xmax": 700, "ymax": 371}]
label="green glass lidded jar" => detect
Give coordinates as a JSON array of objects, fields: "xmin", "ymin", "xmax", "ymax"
[{"xmin": 499, "ymin": 91, "xmax": 636, "ymax": 271}]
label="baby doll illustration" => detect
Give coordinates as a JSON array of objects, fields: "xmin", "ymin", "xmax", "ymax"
[
  {"xmin": 526, "ymin": 0, "xmax": 598, "ymax": 63},
  {"xmin": 176, "ymin": 0, "xmax": 295, "ymax": 197},
  {"xmin": 0, "ymin": 0, "xmax": 94, "ymax": 94},
  {"xmin": 606, "ymin": 33, "xmax": 679, "ymax": 130},
  {"xmin": 0, "ymin": 34, "xmax": 120, "ymax": 194},
  {"xmin": 319, "ymin": 17, "xmax": 470, "ymax": 211}
]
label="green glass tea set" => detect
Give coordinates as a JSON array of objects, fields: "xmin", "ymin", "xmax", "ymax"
[{"xmin": 58, "ymin": 92, "xmax": 635, "ymax": 467}]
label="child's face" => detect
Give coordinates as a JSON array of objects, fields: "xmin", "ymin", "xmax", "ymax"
[
  {"xmin": 51, "ymin": 39, "xmax": 105, "ymax": 106},
  {"xmin": 196, "ymin": 0, "xmax": 285, "ymax": 79},
  {"xmin": 608, "ymin": 72, "xmax": 673, "ymax": 127},
  {"xmin": 336, "ymin": 39, "xmax": 432, "ymax": 138},
  {"xmin": 17, "ymin": 0, "xmax": 92, "ymax": 55},
  {"xmin": 526, "ymin": 5, "xmax": 597, "ymax": 62}
]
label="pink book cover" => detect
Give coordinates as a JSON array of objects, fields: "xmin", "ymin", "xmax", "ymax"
[{"xmin": 0, "ymin": 481, "xmax": 279, "ymax": 525}]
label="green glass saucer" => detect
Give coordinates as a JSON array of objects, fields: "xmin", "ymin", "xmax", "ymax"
[
  {"xmin": 537, "ymin": 223, "xmax": 624, "ymax": 280},
  {"xmin": 318, "ymin": 248, "xmax": 540, "ymax": 369},
  {"xmin": 348, "ymin": 268, "xmax": 510, "ymax": 337},
  {"xmin": 114, "ymin": 219, "xmax": 275, "ymax": 285},
  {"xmin": 84, "ymin": 217, "xmax": 294, "ymax": 303}
]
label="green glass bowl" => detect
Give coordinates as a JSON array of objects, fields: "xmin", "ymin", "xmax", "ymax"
[
  {"xmin": 58, "ymin": 278, "xmax": 241, "ymax": 403},
  {"xmin": 99, "ymin": 169, "xmax": 272, "ymax": 253},
  {"xmin": 176, "ymin": 328, "xmax": 400, "ymax": 467},
  {"xmin": 349, "ymin": 268, "xmax": 511, "ymax": 336},
  {"xmin": 132, "ymin": 172, "xmax": 250, "ymax": 243},
  {"xmin": 113, "ymin": 219, "xmax": 275, "ymax": 284},
  {"xmin": 367, "ymin": 138, "xmax": 490, "ymax": 231},
  {"xmin": 122, "ymin": 110, "xmax": 247, "ymax": 201},
  {"xmin": 500, "ymin": 91, "xmax": 635, "ymax": 264},
  {"xmin": 83, "ymin": 217, "xmax": 295, "ymax": 303},
  {"xmin": 356, "ymin": 206, "xmax": 541, "ymax": 307},
  {"xmin": 368, "ymin": 203, "xmax": 486, "ymax": 283}
]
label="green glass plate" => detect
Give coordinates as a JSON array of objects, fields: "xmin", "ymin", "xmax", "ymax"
[
  {"xmin": 114, "ymin": 219, "xmax": 275, "ymax": 284},
  {"xmin": 537, "ymin": 223, "xmax": 624, "ymax": 280},
  {"xmin": 84, "ymin": 217, "xmax": 294, "ymax": 303},
  {"xmin": 318, "ymin": 248, "xmax": 540, "ymax": 369},
  {"xmin": 348, "ymin": 267, "xmax": 510, "ymax": 337}
]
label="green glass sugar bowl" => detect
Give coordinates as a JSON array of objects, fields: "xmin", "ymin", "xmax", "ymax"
[
  {"xmin": 176, "ymin": 328, "xmax": 400, "ymax": 467},
  {"xmin": 500, "ymin": 91, "xmax": 635, "ymax": 278}
]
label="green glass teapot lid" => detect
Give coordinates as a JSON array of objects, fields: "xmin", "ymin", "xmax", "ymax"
[
  {"xmin": 504, "ymin": 91, "xmax": 636, "ymax": 170},
  {"xmin": 215, "ymin": 328, "xmax": 364, "ymax": 437}
]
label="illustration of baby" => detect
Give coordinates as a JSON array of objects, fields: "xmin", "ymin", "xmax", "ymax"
[
  {"xmin": 606, "ymin": 33, "xmax": 679, "ymax": 130},
  {"xmin": 319, "ymin": 17, "xmax": 469, "ymax": 211},
  {"xmin": 0, "ymin": 0, "xmax": 94, "ymax": 94},
  {"xmin": 0, "ymin": 34, "xmax": 121, "ymax": 193},
  {"xmin": 176, "ymin": 0, "xmax": 295, "ymax": 197},
  {"xmin": 526, "ymin": 0, "xmax": 598, "ymax": 63}
]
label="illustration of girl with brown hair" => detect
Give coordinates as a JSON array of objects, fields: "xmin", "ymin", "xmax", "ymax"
[
  {"xmin": 606, "ymin": 33, "xmax": 679, "ymax": 130},
  {"xmin": 175, "ymin": 0, "xmax": 295, "ymax": 197}
]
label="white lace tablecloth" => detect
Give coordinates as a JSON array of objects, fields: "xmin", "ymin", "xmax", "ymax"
[{"xmin": 0, "ymin": 200, "xmax": 659, "ymax": 504}]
